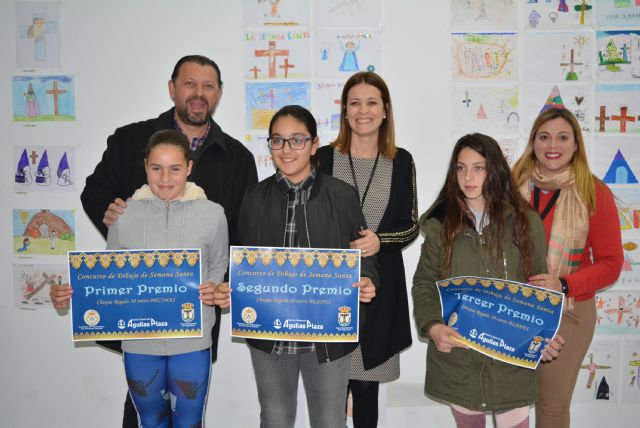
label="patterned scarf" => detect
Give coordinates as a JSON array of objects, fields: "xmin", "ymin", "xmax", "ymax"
[{"xmin": 519, "ymin": 165, "xmax": 589, "ymax": 310}]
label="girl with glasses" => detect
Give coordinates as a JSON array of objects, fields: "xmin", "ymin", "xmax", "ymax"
[{"xmin": 212, "ymin": 105, "xmax": 378, "ymax": 428}]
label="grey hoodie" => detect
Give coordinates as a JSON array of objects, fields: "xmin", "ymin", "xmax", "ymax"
[{"xmin": 106, "ymin": 182, "xmax": 228, "ymax": 356}]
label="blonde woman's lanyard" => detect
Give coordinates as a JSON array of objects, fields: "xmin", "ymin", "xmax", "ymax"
[
  {"xmin": 533, "ymin": 187, "xmax": 561, "ymax": 220},
  {"xmin": 348, "ymin": 151, "xmax": 380, "ymax": 209}
]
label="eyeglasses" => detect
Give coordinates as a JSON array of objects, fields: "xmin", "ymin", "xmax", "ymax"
[{"xmin": 266, "ymin": 136, "xmax": 314, "ymax": 150}]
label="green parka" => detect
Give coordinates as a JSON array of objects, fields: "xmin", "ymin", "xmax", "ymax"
[{"xmin": 412, "ymin": 200, "xmax": 548, "ymax": 411}]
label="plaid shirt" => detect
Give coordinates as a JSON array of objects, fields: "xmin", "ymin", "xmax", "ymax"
[
  {"xmin": 273, "ymin": 169, "xmax": 317, "ymax": 355},
  {"xmin": 174, "ymin": 115, "xmax": 211, "ymax": 151}
]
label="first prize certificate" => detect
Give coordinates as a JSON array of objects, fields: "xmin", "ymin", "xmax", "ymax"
[
  {"xmin": 69, "ymin": 249, "xmax": 202, "ymax": 341},
  {"xmin": 229, "ymin": 246, "xmax": 360, "ymax": 342},
  {"xmin": 437, "ymin": 276, "xmax": 564, "ymax": 369}
]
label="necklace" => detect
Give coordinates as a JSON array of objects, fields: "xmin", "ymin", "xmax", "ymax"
[{"xmin": 348, "ymin": 151, "xmax": 380, "ymax": 209}]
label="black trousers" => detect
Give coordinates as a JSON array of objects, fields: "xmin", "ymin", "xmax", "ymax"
[{"xmin": 349, "ymin": 379, "xmax": 380, "ymax": 428}]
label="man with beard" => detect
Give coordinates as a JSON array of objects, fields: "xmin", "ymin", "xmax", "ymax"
[{"xmin": 80, "ymin": 55, "xmax": 257, "ymax": 428}]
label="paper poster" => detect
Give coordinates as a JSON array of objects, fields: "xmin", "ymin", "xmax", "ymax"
[
  {"xmin": 436, "ymin": 276, "xmax": 564, "ymax": 369},
  {"xmin": 524, "ymin": 32, "xmax": 592, "ymax": 83},
  {"xmin": 523, "ymin": 84, "xmax": 592, "ymax": 135},
  {"xmin": 452, "ymin": 85, "xmax": 520, "ymax": 135},
  {"xmin": 69, "ymin": 249, "xmax": 202, "ymax": 341},
  {"xmin": 622, "ymin": 340, "xmax": 640, "ymax": 404},
  {"xmin": 595, "ymin": 84, "xmax": 640, "ymax": 135},
  {"xmin": 314, "ymin": 0, "xmax": 382, "ymax": 28},
  {"xmin": 496, "ymin": 137, "xmax": 520, "ymax": 167},
  {"xmin": 596, "ymin": 0, "xmax": 640, "ymax": 27},
  {"xmin": 592, "ymin": 137, "xmax": 640, "ymax": 185},
  {"xmin": 229, "ymin": 247, "xmax": 361, "ymax": 342},
  {"xmin": 596, "ymin": 291, "xmax": 640, "ymax": 334},
  {"xmin": 451, "ymin": 32, "xmax": 517, "ymax": 81},
  {"xmin": 451, "ymin": 0, "xmax": 517, "ymax": 31},
  {"xmin": 14, "ymin": 263, "xmax": 67, "ymax": 309},
  {"xmin": 13, "ymin": 209, "xmax": 76, "ymax": 256},
  {"xmin": 12, "ymin": 75, "xmax": 75, "ymax": 122},
  {"xmin": 16, "ymin": 1, "xmax": 60, "ymax": 69},
  {"xmin": 13, "ymin": 145, "xmax": 75, "ymax": 192},
  {"xmin": 244, "ymin": 133, "xmax": 276, "ymax": 181},
  {"xmin": 245, "ymin": 31, "xmax": 311, "ymax": 80},
  {"xmin": 313, "ymin": 81, "xmax": 344, "ymax": 141},
  {"xmin": 619, "ymin": 239, "xmax": 640, "ymax": 287},
  {"xmin": 523, "ymin": 0, "xmax": 594, "ymax": 30},
  {"xmin": 596, "ymin": 31, "xmax": 640, "ymax": 83},
  {"xmin": 574, "ymin": 339, "xmax": 621, "ymax": 403},
  {"xmin": 245, "ymin": 81, "xmax": 311, "ymax": 130},
  {"xmin": 243, "ymin": 0, "xmax": 310, "ymax": 27},
  {"xmin": 314, "ymin": 29, "xmax": 382, "ymax": 79},
  {"xmin": 611, "ymin": 187, "xmax": 640, "ymax": 237}
]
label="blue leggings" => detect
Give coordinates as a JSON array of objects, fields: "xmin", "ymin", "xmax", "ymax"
[{"xmin": 123, "ymin": 348, "xmax": 211, "ymax": 428}]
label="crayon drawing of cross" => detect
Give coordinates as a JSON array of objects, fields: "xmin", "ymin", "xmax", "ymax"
[
  {"xmin": 611, "ymin": 106, "xmax": 636, "ymax": 133},
  {"xmin": 462, "ymin": 90, "xmax": 472, "ymax": 108},
  {"xmin": 560, "ymin": 49, "xmax": 583, "ymax": 81},
  {"xmin": 573, "ymin": 0, "xmax": 592, "ymax": 25},
  {"xmin": 46, "ymin": 81, "xmax": 67, "ymax": 116},
  {"xmin": 604, "ymin": 296, "xmax": 633, "ymax": 324},
  {"xmin": 255, "ymin": 41, "xmax": 289, "ymax": 79},
  {"xmin": 279, "ymin": 58, "xmax": 295, "ymax": 78},
  {"xmin": 249, "ymin": 66, "xmax": 261, "ymax": 79},
  {"xmin": 580, "ymin": 353, "xmax": 611, "ymax": 389},
  {"xmin": 20, "ymin": 14, "xmax": 58, "ymax": 62},
  {"xmin": 595, "ymin": 106, "xmax": 610, "ymax": 132}
]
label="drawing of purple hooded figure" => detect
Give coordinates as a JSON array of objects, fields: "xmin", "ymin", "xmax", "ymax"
[
  {"xmin": 24, "ymin": 82, "xmax": 40, "ymax": 117},
  {"xmin": 57, "ymin": 152, "xmax": 72, "ymax": 185},
  {"xmin": 36, "ymin": 150, "xmax": 51, "ymax": 185},
  {"xmin": 15, "ymin": 149, "xmax": 33, "ymax": 185}
]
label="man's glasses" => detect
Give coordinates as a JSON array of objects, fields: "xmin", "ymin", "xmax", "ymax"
[{"xmin": 266, "ymin": 137, "xmax": 314, "ymax": 150}]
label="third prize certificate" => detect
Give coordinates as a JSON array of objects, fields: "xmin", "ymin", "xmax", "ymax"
[{"xmin": 437, "ymin": 276, "xmax": 564, "ymax": 369}]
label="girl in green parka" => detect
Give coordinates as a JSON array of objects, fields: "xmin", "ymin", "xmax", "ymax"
[{"xmin": 412, "ymin": 134, "xmax": 564, "ymax": 428}]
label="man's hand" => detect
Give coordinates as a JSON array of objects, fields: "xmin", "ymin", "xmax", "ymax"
[{"xmin": 103, "ymin": 198, "xmax": 128, "ymax": 227}]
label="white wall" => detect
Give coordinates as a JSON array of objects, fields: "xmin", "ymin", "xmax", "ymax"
[{"xmin": 1, "ymin": 1, "xmax": 637, "ymax": 427}]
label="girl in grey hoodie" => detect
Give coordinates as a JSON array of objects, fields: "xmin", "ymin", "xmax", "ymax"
[{"xmin": 53, "ymin": 129, "xmax": 228, "ymax": 428}]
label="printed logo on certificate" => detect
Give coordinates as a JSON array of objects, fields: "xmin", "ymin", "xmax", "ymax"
[
  {"xmin": 229, "ymin": 246, "xmax": 361, "ymax": 342},
  {"xmin": 68, "ymin": 249, "xmax": 202, "ymax": 341}
]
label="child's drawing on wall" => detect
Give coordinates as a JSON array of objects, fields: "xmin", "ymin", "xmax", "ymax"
[{"xmin": 339, "ymin": 41, "xmax": 360, "ymax": 71}]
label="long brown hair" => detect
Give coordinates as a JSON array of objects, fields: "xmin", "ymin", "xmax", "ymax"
[
  {"xmin": 331, "ymin": 71, "xmax": 397, "ymax": 159},
  {"xmin": 439, "ymin": 134, "xmax": 533, "ymax": 277},
  {"xmin": 512, "ymin": 108, "xmax": 598, "ymax": 213}
]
